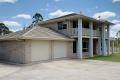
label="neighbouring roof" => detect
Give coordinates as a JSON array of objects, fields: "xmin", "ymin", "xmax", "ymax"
[
  {"xmin": 0, "ymin": 26, "xmax": 73, "ymax": 41},
  {"xmin": 40, "ymin": 13, "xmax": 114, "ymax": 25}
]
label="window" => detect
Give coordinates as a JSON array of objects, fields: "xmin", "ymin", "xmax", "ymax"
[
  {"xmin": 58, "ymin": 22, "xmax": 63, "ymax": 30},
  {"xmin": 63, "ymin": 24, "xmax": 67, "ymax": 29},
  {"xmin": 73, "ymin": 21, "xmax": 78, "ymax": 28},
  {"xmin": 83, "ymin": 42, "xmax": 89, "ymax": 52},
  {"xmin": 93, "ymin": 26, "xmax": 98, "ymax": 30},
  {"xmin": 73, "ymin": 41, "xmax": 77, "ymax": 53},
  {"xmin": 58, "ymin": 22, "xmax": 67, "ymax": 30},
  {"xmin": 83, "ymin": 22, "xmax": 89, "ymax": 28}
]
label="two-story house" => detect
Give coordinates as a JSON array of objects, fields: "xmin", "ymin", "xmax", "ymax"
[
  {"xmin": 0, "ymin": 13, "xmax": 114, "ymax": 64},
  {"xmin": 39, "ymin": 13, "xmax": 113, "ymax": 59}
]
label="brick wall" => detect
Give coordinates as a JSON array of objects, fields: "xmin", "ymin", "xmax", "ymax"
[{"xmin": 0, "ymin": 40, "xmax": 26, "ymax": 63}]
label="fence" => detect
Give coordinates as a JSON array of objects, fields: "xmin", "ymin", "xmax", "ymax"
[{"xmin": 110, "ymin": 47, "xmax": 120, "ymax": 54}]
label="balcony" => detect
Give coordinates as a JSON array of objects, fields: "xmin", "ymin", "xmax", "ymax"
[
  {"xmin": 71, "ymin": 28, "xmax": 100, "ymax": 37},
  {"xmin": 57, "ymin": 28, "xmax": 108, "ymax": 38}
]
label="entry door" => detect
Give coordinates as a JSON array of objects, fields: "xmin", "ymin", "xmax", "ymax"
[{"xmin": 83, "ymin": 41, "xmax": 89, "ymax": 53}]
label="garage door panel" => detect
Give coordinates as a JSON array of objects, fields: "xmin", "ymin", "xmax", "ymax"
[
  {"xmin": 53, "ymin": 41, "xmax": 67, "ymax": 59},
  {"xmin": 31, "ymin": 41, "xmax": 50, "ymax": 61},
  {"xmin": 31, "ymin": 40, "xmax": 68, "ymax": 62}
]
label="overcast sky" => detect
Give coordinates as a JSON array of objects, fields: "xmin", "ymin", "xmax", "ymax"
[{"xmin": 0, "ymin": 0, "xmax": 120, "ymax": 37}]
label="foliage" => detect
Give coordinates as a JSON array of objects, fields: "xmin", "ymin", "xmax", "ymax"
[
  {"xmin": 115, "ymin": 31, "xmax": 120, "ymax": 47},
  {"xmin": 28, "ymin": 13, "xmax": 43, "ymax": 28},
  {"xmin": 0, "ymin": 23, "xmax": 12, "ymax": 35},
  {"xmin": 32, "ymin": 13, "xmax": 43, "ymax": 25}
]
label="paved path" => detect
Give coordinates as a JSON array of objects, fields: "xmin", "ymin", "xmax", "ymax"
[{"xmin": 0, "ymin": 60, "xmax": 120, "ymax": 80}]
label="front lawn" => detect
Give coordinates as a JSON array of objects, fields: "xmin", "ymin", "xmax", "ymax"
[{"xmin": 91, "ymin": 53, "xmax": 120, "ymax": 62}]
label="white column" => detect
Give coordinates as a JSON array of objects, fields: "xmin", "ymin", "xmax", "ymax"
[
  {"xmin": 107, "ymin": 25, "xmax": 110, "ymax": 55},
  {"xmin": 77, "ymin": 18, "xmax": 83, "ymax": 59},
  {"xmin": 89, "ymin": 21, "xmax": 93, "ymax": 57},
  {"xmin": 102, "ymin": 24, "xmax": 107, "ymax": 56},
  {"xmin": 98, "ymin": 27, "xmax": 102, "ymax": 55}
]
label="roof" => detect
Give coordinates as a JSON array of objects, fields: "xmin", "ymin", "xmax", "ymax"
[
  {"xmin": 0, "ymin": 26, "xmax": 73, "ymax": 41},
  {"xmin": 40, "ymin": 13, "xmax": 114, "ymax": 25}
]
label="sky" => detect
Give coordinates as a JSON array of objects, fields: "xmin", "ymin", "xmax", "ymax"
[{"xmin": 0, "ymin": 0, "xmax": 120, "ymax": 37}]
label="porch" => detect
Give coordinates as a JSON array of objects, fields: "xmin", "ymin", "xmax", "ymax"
[{"xmin": 73, "ymin": 38, "xmax": 99, "ymax": 58}]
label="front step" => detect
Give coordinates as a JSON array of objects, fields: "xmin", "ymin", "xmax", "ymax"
[
  {"xmin": 83, "ymin": 53, "xmax": 89, "ymax": 59},
  {"xmin": 72, "ymin": 53, "xmax": 96, "ymax": 59},
  {"xmin": 83, "ymin": 53, "xmax": 97, "ymax": 59}
]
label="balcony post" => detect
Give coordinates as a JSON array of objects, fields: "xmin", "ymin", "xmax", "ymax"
[
  {"xmin": 89, "ymin": 21, "xmax": 93, "ymax": 57},
  {"xmin": 77, "ymin": 18, "xmax": 83, "ymax": 59},
  {"xmin": 107, "ymin": 25, "xmax": 110, "ymax": 55},
  {"xmin": 102, "ymin": 24, "xmax": 107, "ymax": 56}
]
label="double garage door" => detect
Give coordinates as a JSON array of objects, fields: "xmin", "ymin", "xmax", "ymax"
[{"xmin": 31, "ymin": 40, "xmax": 68, "ymax": 62}]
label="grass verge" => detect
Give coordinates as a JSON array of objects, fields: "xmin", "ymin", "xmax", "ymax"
[{"xmin": 90, "ymin": 53, "xmax": 120, "ymax": 62}]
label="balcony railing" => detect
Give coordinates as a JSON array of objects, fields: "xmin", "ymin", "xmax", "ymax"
[
  {"xmin": 71, "ymin": 28, "xmax": 100, "ymax": 37},
  {"xmin": 93, "ymin": 29, "xmax": 99, "ymax": 37},
  {"xmin": 82, "ymin": 28, "xmax": 90, "ymax": 37},
  {"xmin": 71, "ymin": 28, "xmax": 78, "ymax": 36},
  {"xmin": 57, "ymin": 28, "xmax": 108, "ymax": 38}
]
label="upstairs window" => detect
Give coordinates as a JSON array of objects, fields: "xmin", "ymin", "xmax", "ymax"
[
  {"xmin": 73, "ymin": 21, "xmax": 78, "ymax": 28},
  {"xmin": 63, "ymin": 24, "xmax": 67, "ymax": 29},
  {"xmin": 58, "ymin": 22, "xmax": 63, "ymax": 30},
  {"xmin": 58, "ymin": 22, "xmax": 67, "ymax": 30},
  {"xmin": 83, "ymin": 22, "xmax": 89, "ymax": 28},
  {"xmin": 82, "ymin": 20, "xmax": 89, "ymax": 28}
]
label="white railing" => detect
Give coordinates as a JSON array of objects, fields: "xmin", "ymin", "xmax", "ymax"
[
  {"xmin": 53, "ymin": 26, "xmax": 108, "ymax": 38},
  {"xmin": 71, "ymin": 28, "xmax": 100, "ymax": 37},
  {"xmin": 82, "ymin": 28, "xmax": 90, "ymax": 36},
  {"xmin": 93, "ymin": 30, "xmax": 99, "ymax": 37},
  {"xmin": 71, "ymin": 28, "xmax": 78, "ymax": 36}
]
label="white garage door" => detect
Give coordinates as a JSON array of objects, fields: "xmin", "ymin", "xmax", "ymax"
[
  {"xmin": 31, "ymin": 40, "xmax": 50, "ymax": 62},
  {"xmin": 53, "ymin": 41, "xmax": 68, "ymax": 59}
]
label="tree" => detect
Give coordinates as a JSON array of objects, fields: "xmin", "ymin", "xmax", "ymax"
[
  {"xmin": 0, "ymin": 23, "xmax": 12, "ymax": 35},
  {"xmin": 116, "ymin": 30, "xmax": 120, "ymax": 38},
  {"xmin": 115, "ymin": 31, "xmax": 120, "ymax": 50},
  {"xmin": 32, "ymin": 13, "xmax": 43, "ymax": 25},
  {"xmin": 28, "ymin": 13, "xmax": 43, "ymax": 28}
]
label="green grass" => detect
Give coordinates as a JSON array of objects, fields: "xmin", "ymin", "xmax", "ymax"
[{"xmin": 90, "ymin": 53, "xmax": 120, "ymax": 62}]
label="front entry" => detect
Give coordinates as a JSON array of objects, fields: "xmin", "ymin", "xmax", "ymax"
[
  {"xmin": 83, "ymin": 38, "xmax": 89, "ymax": 57},
  {"xmin": 93, "ymin": 39, "xmax": 98, "ymax": 55},
  {"xmin": 72, "ymin": 38, "xmax": 99, "ymax": 58}
]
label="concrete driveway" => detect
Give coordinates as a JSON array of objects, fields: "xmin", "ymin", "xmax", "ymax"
[{"xmin": 0, "ymin": 60, "xmax": 120, "ymax": 80}]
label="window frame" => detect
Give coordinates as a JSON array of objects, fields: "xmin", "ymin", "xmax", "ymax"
[
  {"xmin": 82, "ymin": 41, "xmax": 89, "ymax": 52},
  {"xmin": 58, "ymin": 22, "xmax": 67, "ymax": 30}
]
